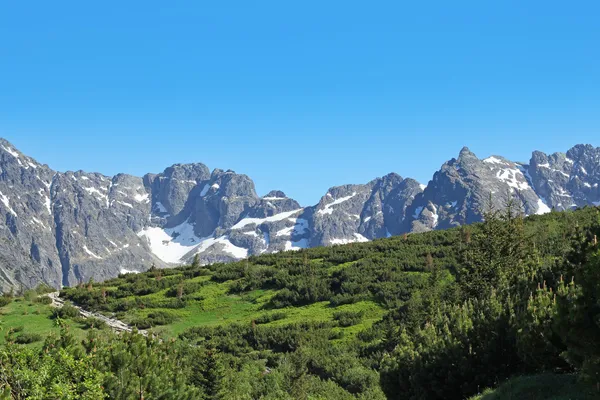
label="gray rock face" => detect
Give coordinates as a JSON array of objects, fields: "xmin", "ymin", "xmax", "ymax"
[
  {"xmin": 528, "ymin": 145, "xmax": 600, "ymax": 211},
  {"xmin": 405, "ymin": 147, "xmax": 549, "ymax": 233},
  {"xmin": 3, "ymin": 137, "xmax": 600, "ymax": 292},
  {"xmin": 307, "ymin": 174, "xmax": 422, "ymax": 246}
]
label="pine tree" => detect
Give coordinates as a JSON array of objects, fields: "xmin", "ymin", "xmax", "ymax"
[{"xmin": 192, "ymin": 254, "xmax": 200, "ymax": 269}]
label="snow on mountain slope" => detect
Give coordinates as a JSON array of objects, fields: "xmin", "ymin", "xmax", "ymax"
[
  {"xmin": 138, "ymin": 220, "xmax": 204, "ymax": 264},
  {"xmin": 4, "ymin": 136, "xmax": 600, "ymax": 291}
]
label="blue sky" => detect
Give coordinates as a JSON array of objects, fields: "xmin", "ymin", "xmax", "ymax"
[{"xmin": 1, "ymin": 1, "xmax": 599, "ymax": 205}]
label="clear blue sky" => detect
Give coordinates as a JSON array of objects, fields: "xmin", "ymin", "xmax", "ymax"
[{"xmin": 1, "ymin": 1, "xmax": 599, "ymax": 206}]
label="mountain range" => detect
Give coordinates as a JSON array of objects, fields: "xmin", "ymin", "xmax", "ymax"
[{"xmin": 1, "ymin": 137, "xmax": 599, "ymax": 291}]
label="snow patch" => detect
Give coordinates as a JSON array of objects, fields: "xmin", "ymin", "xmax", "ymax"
[
  {"xmin": 83, "ymin": 245, "xmax": 103, "ymax": 260},
  {"xmin": 496, "ymin": 167, "xmax": 531, "ymax": 191},
  {"xmin": 317, "ymin": 192, "xmax": 357, "ymax": 215},
  {"xmin": 330, "ymin": 233, "xmax": 369, "ymax": 245},
  {"xmin": 1, "ymin": 145, "xmax": 19, "ymax": 159},
  {"xmin": 276, "ymin": 226, "xmax": 294, "ymax": 237},
  {"xmin": 193, "ymin": 236, "xmax": 249, "ymax": 259},
  {"xmin": 120, "ymin": 268, "xmax": 140, "ymax": 275},
  {"xmin": 430, "ymin": 205, "xmax": 439, "ymax": 228},
  {"xmin": 232, "ymin": 209, "xmax": 303, "ymax": 230},
  {"xmin": 285, "ymin": 238, "xmax": 309, "ymax": 251},
  {"xmin": 38, "ymin": 189, "xmax": 51, "ymax": 215},
  {"xmin": 484, "ymin": 156, "xmax": 507, "ymax": 165},
  {"xmin": 84, "ymin": 187, "xmax": 109, "ymax": 207},
  {"xmin": 31, "ymin": 217, "xmax": 49, "ymax": 230},
  {"xmin": 138, "ymin": 220, "xmax": 204, "ymax": 264},
  {"xmin": 535, "ymin": 198, "xmax": 552, "ymax": 215},
  {"xmin": 419, "ymin": 184, "xmax": 427, "ymax": 190},
  {"xmin": 134, "ymin": 193, "xmax": 150, "ymax": 203},
  {"xmin": 0, "ymin": 191, "xmax": 16, "ymax": 216}
]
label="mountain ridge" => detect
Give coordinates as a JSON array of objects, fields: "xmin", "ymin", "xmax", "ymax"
[{"xmin": 2, "ymin": 137, "xmax": 600, "ymax": 291}]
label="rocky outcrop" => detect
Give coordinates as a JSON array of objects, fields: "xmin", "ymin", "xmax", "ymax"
[{"xmin": 3, "ymin": 137, "xmax": 600, "ymax": 292}]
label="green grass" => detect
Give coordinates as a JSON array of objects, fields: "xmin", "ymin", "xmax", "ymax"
[
  {"xmin": 469, "ymin": 374, "xmax": 599, "ymax": 400},
  {"xmin": 0, "ymin": 299, "xmax": 86, "ymax": 346},
  {"xmin": 128, "ymin": 278, "xmax": 386, "ymax": 339}
]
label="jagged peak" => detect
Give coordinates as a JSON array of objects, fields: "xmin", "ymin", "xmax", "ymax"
[
  {"xmin": 0, "ymin": 138, "xmax": 23, "ymax": 158},
  {"xmin": 264, "ymin": 190, "xmax": 288, "ymax": 199},
  {"xmin": 458, "ymin": 146, "xmax": 477, "ymax": 160},
  {"xmin": 566, "ymin": 144, "xmax": 598, "ymax": 161}
]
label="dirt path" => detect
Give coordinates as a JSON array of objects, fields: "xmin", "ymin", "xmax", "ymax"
[{"xmin": 47, "ymin": 292, "xmax": 148, "ymax": 336}]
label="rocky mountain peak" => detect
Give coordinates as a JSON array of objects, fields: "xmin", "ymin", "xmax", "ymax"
[
  {"xmin": 3, "ymin": 138, "xmax": 600, "ymax": 292},
  {"xmin": 458, "ymin": 146, "xmax": 477, "ymax": 160},
  {"xmin": 264, "ymin": 190, "xmax": 288, "ymax": 199}
]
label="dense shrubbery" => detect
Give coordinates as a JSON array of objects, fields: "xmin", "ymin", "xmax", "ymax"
[{"xmin": 32, "ymin": 203, "xmax": 600, "ymax": 398}]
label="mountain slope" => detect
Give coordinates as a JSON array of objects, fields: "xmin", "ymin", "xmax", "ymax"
[{"xmin": 2, "ymin": 138, "xmax": 600, "ymax": 290}]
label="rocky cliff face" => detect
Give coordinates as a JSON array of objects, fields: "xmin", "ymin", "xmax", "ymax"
[{"xmin": 2, "ymin": 138, "xmax": 600, "ymax": 291}]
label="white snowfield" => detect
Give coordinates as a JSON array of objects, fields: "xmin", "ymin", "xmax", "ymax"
[
  {"xmin": 138, "ymin": 220, "xmax": 204, "ymax": 264},
  {"xmin": 138, "ymin": 207, "xmax": 313, "ymax": 264},
  {"xmin": 138, "ymin": 218, "xmax": 251, "ymax": 264}
]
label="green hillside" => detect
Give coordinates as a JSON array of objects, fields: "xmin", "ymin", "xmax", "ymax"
[{"xmin": 2, "ymin": 204, "xmax": 600, "ymax": 399}]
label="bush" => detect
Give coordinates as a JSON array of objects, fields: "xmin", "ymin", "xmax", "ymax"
[
  {"xmin": 51, "ymin": 302, "xmax": 80, "ymax": 319},
  {"xmin": 9, "ymin": 325, "xmax": 24, "ymax": 333},
  {"xmin": 34, "ymin": 296, "xmax": 53, "ymax": 305},
  {"xmin": 14, "ymin": 332, "xmax": 43, "ymax": 344},
  {"xmin": 0, "ymin": 293, "xmax": 13, "ymax": 307},
  {"xmin": 254, "ymin": 312, "xmax": 287, "ymax": 325},
  {"xmin": 79, "ymin": 317, "xmax": 108, "ymax": 330},
  {"xmin": 132, "ymin": 310, "xmax": 178, "ymax": 329},
  {"xmin": 333, "ymin": 310, "xmax": 365, "ymax": 327}
]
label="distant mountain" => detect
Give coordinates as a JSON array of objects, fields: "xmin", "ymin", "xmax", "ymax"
[{"xmin": 1, "ymin": 137, "xmax": 600, "ymax": 291}]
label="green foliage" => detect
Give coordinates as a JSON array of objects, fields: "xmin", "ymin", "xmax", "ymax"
[
  {"xmin": 32, "ymin": 295, "xmax": 52, "ymax": 305},
  {"xmin": 5, "ymin": 204, "xmax": 600, "ymax": 398},
  {"xmin": 469, "ymin": 374, "xmax": 598, "ymax": 400},
  {"xmin": 0, "ymin": 291, "xmax": 13, "ymax": 308},
  {"xmin": 333, "ymin": 310, "xmax": 365, "ymax": 327},
  {"xmin": 51, "ymin": 302, "xmax": 80, "ymax": 320},
  {"xmin": 12, "ymin": 332, "xmax": 43, "ymax": 345},
  {"xmin": 131, "ymin": 310, "xmax": 178, "ymax": 329}
]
